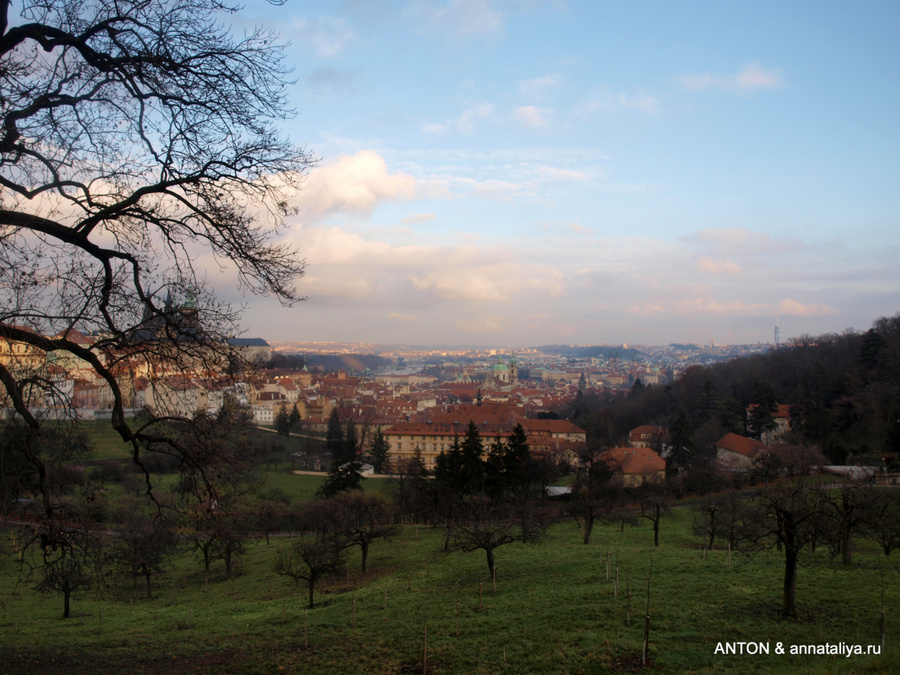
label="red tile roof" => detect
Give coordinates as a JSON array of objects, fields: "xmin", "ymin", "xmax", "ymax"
[
  {"xmin": 716, "ymin": 432, "xmax": 767, "ymax": 458},
  {"xmin": 601, "ymin": 447, "xmax": 666, "ymax": 475}
]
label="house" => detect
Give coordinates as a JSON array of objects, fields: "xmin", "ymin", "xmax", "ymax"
[
  {"xmin": 628, "ymin": 425, "xmax": 667, "ymax": 449},
  {"xmin": 715, "ymin": 432, "xmax": 767, "ymax": 472},
  {"xmin": 600, "ymin": 447, "xmax": 666, "ymax": 487},
  {"xmin": 746, "ymin": 403, "xmax": 792, "ymax": 444}
]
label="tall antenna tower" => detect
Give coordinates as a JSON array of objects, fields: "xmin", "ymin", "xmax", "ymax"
[{"xmin": 774, "ymin": 315, "xmax": 781, "ymax": 347}]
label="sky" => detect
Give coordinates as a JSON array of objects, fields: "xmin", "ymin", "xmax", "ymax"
[{"xmin": 222, "ymin": 0, "xmax": 900, "ymax": 347}]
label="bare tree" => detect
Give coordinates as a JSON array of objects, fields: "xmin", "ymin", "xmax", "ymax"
[
  {"xmin": 331, "ymin": 492, "xmax": 397, "ymax": 574},
  {"xmin": 821, "ymin": 479, "xmax": 873, "ymax": 565},
  {"xmin": 637, "ymin": 481, "xmax": 670, "ymax": 547},
  {"xmin": 737, "ymin": 476, "xmax": 827, "ymax": 618},
  {"xmin": 692, "ymin": 486, "xmax": 747, "ymax": 551},
  {"xmin": 567, "ymin": 419, "xmax": 615, "ymax": 545},
  {"xmin": 113, "ymin": 500, "xmax": 176, "ymax": 597},
  {"xmin": 0, "ymin": 0, "xmax": 311, "ymax": 522},
  {"xmin": 447, "ymin": 498, "xmax": 549, "ymax": 577},
  {"xmin": 24, "ymin": 523, "xmax": 99, "ymax": 618},
  {"xmin": 274, "ymin": 520, "xmax": 346, "ymax": 609},
  {"xmin": 862, "ymin": 488, "xmax": 900, "ymax": 556}
]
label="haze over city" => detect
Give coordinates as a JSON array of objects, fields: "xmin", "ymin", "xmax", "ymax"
[{"xmin": 219, "ymin": 1, "xmax": 898, "ymax": 347}]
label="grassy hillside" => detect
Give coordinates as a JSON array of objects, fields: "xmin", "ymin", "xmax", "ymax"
[{"xmin": 1, "ymin": 509, "xmax": 895, "ymax": 674}]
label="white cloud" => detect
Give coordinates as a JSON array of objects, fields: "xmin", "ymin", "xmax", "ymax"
[
  {"xmin": 405, "ymin": 0, "xmax": 505, "ymax": 40},
  {"xmin": 519, "ymin": 75, "xmax": 559, "ymax": 97},
  {"xmin": 513, "ymin": 105, "xmax": 551, "ymax": 129},
  {"xmin": 575, "ymin": 90, "xmax": 658, "ymax": 115},
  {"xmin": 422, "ymin": 122, "xmax": 450, "ymax": 135},
  {"xmin": 455, "ymin": 102, "xmax": 497, "ymax": 134},
  {"xmin": 455, "ymin": 314, "xmax": 504, "ymax": 334},
  {"xmin": 778, "ymin": 299, "xmax": 839, "ymax": 318},
  {"xmin": 679, "ymin": 62, "xmax": 786, "ymax": 93},
  {"xmin": 696, "ymin": 257, "xmax": 742, "ymax": 275},
  {"xmin": 539, "ymin": 220, "xmax": 593, "ymax": 235},
  {"xmin": 688, "ymin": 228, "xmax": 783, "ymax": 255},
  {"xmin": 291, "ymin": 16, "xmax": 355, "ymax": 57},
  {"xmin": 400, "ymin": 212, "xmax": 438, "ymax": 225},
  {"xmin": 293, "ymin": 151, "xmax": 416, "ymax": 220}
]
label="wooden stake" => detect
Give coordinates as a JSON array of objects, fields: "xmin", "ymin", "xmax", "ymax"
[
  {"xmin": 352, "ymin": 598, "xmax": 356, "ymax": 628},
  {"xmin": 626, "ymin": 584, "xmax": 632, "ymax": 626},
  {"xmin": 880, "ymin": 569, "xmax": 886, "ymax": 651},
  {"xmin": 456, "ymin": 601, "xmax": 460, "ymax": 637},
  {"xmin": 383, "ymin": 587, "xmax": 387, "ymax": 610},
  {"xmin": 606, "ymin": 551, "xmax": 610, "ymax": 580},
  {"xmin": 478, "ymin": 581, "xmax": 483, "ymax": 610},
  {"xmin": 305, "ymin": 610, "xmax": 309, "ymax": 649},
  {"xmin": 727, "ymin": 542, "xmax": 731, "ymax": 568},
  {"xmin": 615, "ymin": 566, "xmax": 619, "ymax": 596},
  {"xmin": 99, "ymin": 609, "xmax": 103, "ymax": 635},
  {"xmin": 492, "ymin": 566, "xmax": 497, "ymax": 593},
  {"xmin": 423, "ymin": 625, "xmax": 427, "ymax": 675},
  {"xmin": 282, "ymin": 600, "xmax": 286, "ymax": 624},
  {"xmin": 642, "ymin": 557, "xmax": 653, "ymax": 666}
]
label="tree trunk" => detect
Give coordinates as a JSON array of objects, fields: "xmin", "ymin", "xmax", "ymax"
[
  {"xmin": 782, "ymin": 547, "xmax": 798, "ymax": 618},
  {"xmin": 63, "ymin": 589, "xmax": 71, "ymax": 619},
  {"xmin": 361, "ymin": 541, "xmax": 369, "ymax": 574},
  {"xmin": 653, "ymin": 506, "xmax": 660, "ymax": 547},
  {"xmin": 145, "ymin": 569, "xmax": 152, "ymax": 598},
  {"xmin": 841, "ymin": 520, "xmax": 852, "ymax": 565},
  {"xmin": 582, "ymin": 513, "xmax": 594, "ymax": 545},
  {"xmin": 486, "ymin": 547, "xmax": 495, "ymax": 577},
  {"xmin": 307, "ymin": 579, "xmax": 316, "ymax": 609}
]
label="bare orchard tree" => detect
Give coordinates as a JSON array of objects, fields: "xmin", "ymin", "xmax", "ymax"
[
  {"xmin": 331, "ymin": 492, "xmax": 398, "ymax": 574},
  {"xmin": 862, "ymin": 488, "xmax": 900, "ymax": 556},
  {"xmin": 0, "ymin": 0, "xmax": 311, "ymax": 520},
  {"xmin": 736, "ymin": 476, "xmax": 827, "ymax": 618},
  {"xmin": 447, "ymin": 497, "xmax": 550, "ymax": 577},
  {"xmin": 274, "ymin": 501, "xmax": 348, "ymax": 609}
]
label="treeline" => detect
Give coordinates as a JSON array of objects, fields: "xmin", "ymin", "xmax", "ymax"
[
  {"xmin": 566, "ymin": 313, "xmax": 900, "ymax": 466},
  {"xmin": 301, "ymin": 353, "xmax": 390, "ymax": 374}
]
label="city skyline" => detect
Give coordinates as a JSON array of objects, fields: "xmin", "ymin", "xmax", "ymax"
[{"xmin": 216, "ymin": 1, "xmax": 898, "ymax": 346}]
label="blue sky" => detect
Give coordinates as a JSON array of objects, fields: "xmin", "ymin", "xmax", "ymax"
[{"xmin": 224, "ymin": 0, "xmax": 900, "ymax": 346}]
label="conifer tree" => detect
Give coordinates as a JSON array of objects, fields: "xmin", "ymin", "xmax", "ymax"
[{"xmin": 369, "ymin": 428, "xmax": 390, "ymax": 474}]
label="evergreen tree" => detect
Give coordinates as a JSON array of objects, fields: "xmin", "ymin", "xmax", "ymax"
[
  {"xmin": 289, "ymin": 404, "xmax": 302, "ymax": 431},
  {"xmin": 369, "ymin": 427, "xmax": 390, "ymax": 474},
  {"xmin": 344, "ymin": 418, "xmax": 359, "ymax": 462},
  {"xmin": 483, "ymin": 436, "xmax": 507, "ymax": 499},
  {"xmin": 460, "ymin": 421, "xmax": 486, "ymax": 495},
  {"xmin": 667, "ymin": 411, "xmax": 694, "ymax": 476},
  {"xmin": 275, "ymin": 404, "xmax": 291, "ymax": 437},
  {"xmin": 317, "ymin": 456, "xmax": 363, "ymax": 498},
  {"xmin": 326, "ymin": 409, "xmax": 345, "ymax": 460},
  {"xmin": 503, "ymin": 423, "xmax": 533, "ymax": 497},
  {"xmin": 434, "ymin": 436, "xmax": 464, "ymax": 494}
]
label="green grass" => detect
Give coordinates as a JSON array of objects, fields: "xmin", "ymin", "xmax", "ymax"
[
  {"xmin": 81, "ymin": 421, "xmax": 327, "ymax": 463},
  {"xmin": 1, "ymin": 509, "xmax": 897, "ymax": 674},
  {"xmin": 80, "ymin": 421, "xmax": 136, "ymax": 462}
]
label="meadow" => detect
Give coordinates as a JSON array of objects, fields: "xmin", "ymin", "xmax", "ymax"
[{"xmin": 1, "ymin": 496, "xmax": 896, "ymax": 674}]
